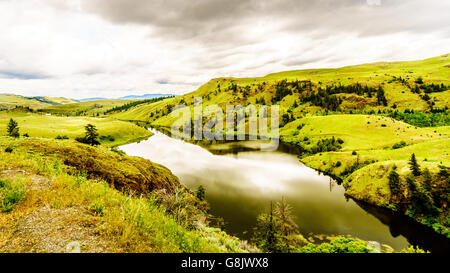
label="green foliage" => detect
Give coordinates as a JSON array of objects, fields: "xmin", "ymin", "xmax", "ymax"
[
  {"xmin": 388, "ymin": 111, "xmax": 450, "ymax": 127},
  {"xmin": 104, "ymin": 97, "xmax": 173, "ymax": 114},
  {"xmin": 0, "ymin": 178, "xmax": 26, "ymax": 213},
  {"xmin": 251, "ymin": 211, "xmax": 286, "ymax": 253},
  {"xmin": 392, "ymin": 141, "xmax": 407, "ymax": 149},
  {"xmin": 409, "ymin": 153, "xmax": 421, "ymax": 176},
  {"xmin": 76, "ymin": 124, "xmax": 100, "ymax": 146},
  {"xmin": 400, "ymin": 245, "xmax": 428, "ymax": 253},
  {"xmin": 55, "ymin": 135, "xmax": 69, "ymax": 140},
  {"xmin": 296, "ymin": 237, "xmax": 369, "ymax": 253},
  {"xmin": 89, "ymin": 201, "xmax": 105, "ymax": 216},
  {"xmin": 4, "ymin": 147, "xmax": 13, "ymax": 153},
  {"xmin": 388, "ymin": 168, "xmax": 401, "ymax": 195},
  {"xmin": 309, "ymin": 137, "xmax": 343, "ymax": 154},
  {"xmin": 196, "ymin": 185, "xmax": 206, "ymax": 201},
  {"xmin": 7, "ymin": 118, "xmax": 19, "ymax": 138},
  {"xmin": 406, "ymin": 175, "xmax": 439, "ymax": 217}
]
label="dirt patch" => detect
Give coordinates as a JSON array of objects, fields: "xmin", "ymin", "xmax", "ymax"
[
  {"xmin": 0, "ymin": 206, "xmax": 117, "ymax": 253},
  {"xmin": 1, "ymin": 169, "xmax": 51, "ymax": 191}
]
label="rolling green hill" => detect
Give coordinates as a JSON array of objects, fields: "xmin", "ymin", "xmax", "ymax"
[
  {"xmin": 40, "ymin": 99, "xmax": 136, "ymax": 116},
  {"xmin": 0, "ymin": 112, "xmax": 152, "ymax": 147},
  {"xmin": 110, "ymin": 54, "xmax": 450, "ymax": 125},
  {"xmin": 0, "ymin": 94, "xmax": 76, "ymax": 110}
]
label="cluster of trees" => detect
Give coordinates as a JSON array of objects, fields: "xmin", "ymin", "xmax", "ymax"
[
  {"xmin": 271, "ymin": 80, "xmax": 312, "ymax": 103},
  {"xmin": 251, "ymin": 198, "xmax": 375, "ymax": 253},
  {"xmin": 388, "ymin": 154, "xmax": 449, "ymax": 222},
  {"xmin": 323, "ymin": 82, "xmax": 380, "ymax": 97},
  {"xmin": 104, "ymin": 97, "xmax": 171, "ymax": 114},
  {"xmin": 387, "ymin": 111, "xmax": 450, "ymax": 127},
  {"xmin": 300, "ymin": 89, "xmax": 343, "ymax": 111},
  {"xmin": 251, "ymin": 198, "xmax": 300, "ymax": 253},
  {"xmin": 309, "ymin": 137, "xmax": 344, "ymax": 154},
  {"xmin": 418, "ymin": 83, "xmax": 449, "ymax": 94}
]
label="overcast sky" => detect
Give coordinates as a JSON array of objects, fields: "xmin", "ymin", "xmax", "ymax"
[{"xmin": 0, "ymin": 0, "xmax": 449, "ymax": 99}]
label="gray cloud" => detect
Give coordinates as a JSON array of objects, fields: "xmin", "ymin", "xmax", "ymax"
[
  {"xmin": 81, "ymin": 0, "xmax": 450, "ymax": 40},
  {"xmin": 0, "ymin": 0, "xmax": 448, "ymax": 99}
]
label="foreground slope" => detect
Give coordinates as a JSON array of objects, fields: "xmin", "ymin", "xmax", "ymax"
[{"xmin": 0, "ymin": 137, "xmax": 247, "ymax": 253}]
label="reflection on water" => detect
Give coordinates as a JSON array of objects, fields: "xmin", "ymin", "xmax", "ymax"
[{"xmin": 120, "ymin": 130, "xmax": 447, "ymax": 252}]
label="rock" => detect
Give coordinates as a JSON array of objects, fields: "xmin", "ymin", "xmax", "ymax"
[
  {"xmin": 367, "ymin": 241, "xmax": 381, "ymax": 253},
  {"xmin": 66, "ymin": 241, "xmax": 81, "ymax": 253}
]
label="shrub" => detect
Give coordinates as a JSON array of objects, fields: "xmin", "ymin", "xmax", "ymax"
[
  {"xmin": 296, "ymin": 237, "xmax": 369, "ymax": 253},
  {"xmin": 352, "ymin": 151, "xmax": 357, "ymax": 155},
  {"xmin": 89, "ymin": 202, "xmax": 105, "ymax": 216},
  {"xmin": 392, "ymin": 141, "xmax": 407, "ymax": 149},
  {"xmin": 55, "ymin": 135, "xmax": 69, "ymax": 140},
  {"xmin": 4, "ymin": 147, "xmax": 13, "ymax": 153},
  {"xmin": 0, "ymin": 179, "xmax": 26, "ymax": 213}
]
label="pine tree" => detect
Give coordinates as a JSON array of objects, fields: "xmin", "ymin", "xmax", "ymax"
[
  {"xmin": 196, "ymin": 185, "xmax": 206, "ymax": 201},
  {"xmin": 388, "ymin": 168, "xmax": 401, "ymax": 195},
  {"xmin": 408, "ymin": 153, "xmax": 421, "ymax": 176},
  {"xmin": 274, "ymin": 197, "xmax": 298, "ymax": 237},
  {"xmin": 421, "ymin": 168, "xmax": 433, "ymax": 192},
  {"xmin": 7, "ymin": 118, "xmax": 19, "ymax": 138},
  {"xmin": 83, "ymin": 124, "xmax": 100, "ymax": 146}
]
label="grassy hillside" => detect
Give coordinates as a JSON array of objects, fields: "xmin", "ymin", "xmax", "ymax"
[
  {"xmin": 0, "ymin": 94, "xmax": 76, "ymax": 110},
  {"xmin": 0, "ymin": 137, "xmax": 247, "ymax": 253},
  {"xmin": 110, "ymin": 54, "xmax": 450, "ymax": 125},
  {"xmin": 40, "ymin": 99, "xmax": 134, "ymax": 116},
  {"xmin": 0, "ymin": 112, "xmax": 152, "ymax": 147}
]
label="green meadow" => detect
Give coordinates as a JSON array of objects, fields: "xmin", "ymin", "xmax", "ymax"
[
  {"xmin": 41, "ymin": 99, "xmax": 135, "ymax": 116},
  {"xmin": 0, "ymin": 112, "xmax": 152, "ymax": 147}
]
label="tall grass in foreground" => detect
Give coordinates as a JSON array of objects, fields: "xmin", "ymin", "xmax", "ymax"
[{"xmin": 0, "ymin": 141, "xmax": 246, "ymax": 253}]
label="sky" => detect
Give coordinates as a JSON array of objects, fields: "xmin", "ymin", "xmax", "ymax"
[{"xmin": 0, "ymin": 0, "xmax": 449, "ymax": 99}]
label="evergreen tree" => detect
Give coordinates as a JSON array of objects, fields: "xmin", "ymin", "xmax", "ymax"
[
  {"xmin": 388, "ymin": 168, "xmax": 401, "ymax": 195},
  {"xmin": 274, "ymin": 197, "xmax": 298, "ymax": 237},
  {"xmin": 408, "ymin": 153, "xmax": 421, "ymax": 176},
  {"xmin": 78, "ymin": 124, "xmax": 100, "ymax": 146},
  {"xmin": 421, "ymin": 168, "xmax": 433, "ymax": 192},
  {"xmin": 196, "ymin": 185, "xmax": 206, "ymax": 201},
  {"xmin": 7, "ymin": 118, "xmax": 19, "ymax": 138}
]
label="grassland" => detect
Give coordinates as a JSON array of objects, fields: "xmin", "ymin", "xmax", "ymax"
[
  {"xmin": 109, "ymin": 54, "xmax": 450, "ymax": 125},
  {"xmin": 0, "ymin": 112, "xmax": 152, "ymax": 147},
  {"xmin": 41, "ymin": 99, "xmax": 134, "ymax": 116},
  {"xmin": 0, "ymin": 94, "xmax": 76, "ymax": 110},
  {"xmin": 0, "ymin": 137, "xmax": 247, "ymax": 253}
]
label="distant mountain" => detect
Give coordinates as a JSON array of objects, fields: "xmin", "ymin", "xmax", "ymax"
[
  {"xmin": 77, "ymin": 94, "xmax": 176, "ymax": 102},
  {"xmin": 77, "ymin": 97, "xmax": 108, "ymax": 102},
  {"xmin": 118, "ymin": 94, "xmax": 176, "ymax": 100}
]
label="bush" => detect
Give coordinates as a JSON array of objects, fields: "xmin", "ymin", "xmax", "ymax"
[
  {"xmin": 0, "ymin": 179, "xmax": 26, "ymax": 213},
  {"xmin": 352, "ymin": 151, "xmax": 357, "ymax": 155},
  {"xmin": 392, "ymin": 141, "xmax": 407, "ymax": 149},
  {"xmin": 296, "ymin": 237, "xmax": 369, "ymax": 253},
  {"xmin": 4, "ymin": 147, "xmax": 13, "ymax": 153},
  {"xmin": 55, "ymin": 135, "xmax": 69, "ymax": 140}
]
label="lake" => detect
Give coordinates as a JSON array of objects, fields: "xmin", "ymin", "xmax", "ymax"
[{"xmin": 120, "ymin": 129, "xmax": 449, "ymax": 252}]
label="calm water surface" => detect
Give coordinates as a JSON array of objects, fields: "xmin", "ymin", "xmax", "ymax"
[{"xmin": 120, "ymin": 130, "xmax": 449, "ymax": 252}]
